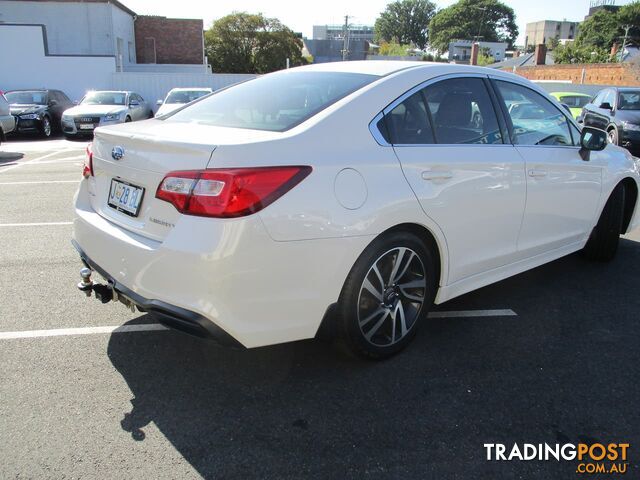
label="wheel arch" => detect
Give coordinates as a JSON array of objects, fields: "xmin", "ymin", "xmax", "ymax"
[
  {"xmin": 378, "ymin": 222, "xmax": 443, "ymax": 289},
  {"xmin": 620, "ymin": 177, "xmax": 638, "ymax": 234}
]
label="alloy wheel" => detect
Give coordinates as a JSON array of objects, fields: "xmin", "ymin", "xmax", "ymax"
[
  {"xmin": 43, "ymin": 118, "xmax": 51, "ymax": 137},
  {"xmin": 357, "ymin": 247, "xmax": 426, "ymax": 347}
]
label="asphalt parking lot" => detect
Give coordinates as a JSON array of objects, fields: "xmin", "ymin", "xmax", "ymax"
[{"xmin": 0, "ymin": 135, "xmax": 639, "ymax": 479}]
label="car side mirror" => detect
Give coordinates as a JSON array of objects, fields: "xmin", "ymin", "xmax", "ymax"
[
  {"xmin": 599, "ymin": 102, "xmax": 612, "ymax": 110},
  {"xmin": 579, "ymin": 126, "xmax": 608, "ymax": 161},
  {"xmin": 129, "ymin": 100, "xmax": 140, "ymax": 107},
  {"xmin": 156, "ymin": 99, "xmax": 163, "ymax": 106}
]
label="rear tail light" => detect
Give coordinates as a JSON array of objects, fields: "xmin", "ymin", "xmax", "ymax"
[
  {"xmin": 83, "ymin": 143, "xmax": 94, "ymax": 178},
  {"xmin": 155, "ymin": 166, "xmax": 312, "ymax": 218}
]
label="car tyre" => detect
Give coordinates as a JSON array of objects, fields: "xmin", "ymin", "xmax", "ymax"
[
  {"xmin": 582, "ymin": 184, "xmax": 625, "ymax": 262},
  {"xmin": 125, "ymin": 116, "xmax": 132, "ymax": 123},
  {"xmin": 337, "ymin": 231, "xmax": 437, "ymax": 359},
  {"xmin": 607, "ymin": 127, "xmax": 618, "ymax": 146},
  {"xmin": 40, "ymin": 116, "xmax": 52, "ymax": 138}
]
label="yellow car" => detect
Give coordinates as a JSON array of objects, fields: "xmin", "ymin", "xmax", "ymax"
[{"xmin": 550, "ymin": 92, "xmax": 592, "ymax": 120}]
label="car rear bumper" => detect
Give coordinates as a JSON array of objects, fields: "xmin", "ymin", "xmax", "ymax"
[
  {"xmin": 73, "ymin": 239, "xmax": 243, "ymax": 346},
  {"xmin": 72, "ymin": 180, "xmax": 366, "ymax": 348}
]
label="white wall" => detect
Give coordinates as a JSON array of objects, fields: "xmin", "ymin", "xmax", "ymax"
[
  {"xmin": 110, "ymin": 3, "xmax": 136, "ymax": 66},
  {"xmin": 0, "ymin": 0, "xmax": 134, "ymax": 58},
  {"xmin": 111, "ymin": 73, "xmax": 257, "ymax": 110},
  {"xmin": 0, "ymin": 24, "xmax": 116, "ymax": 101}
]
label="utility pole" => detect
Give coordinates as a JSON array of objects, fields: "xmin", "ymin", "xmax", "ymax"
[
  {"xmin": 473, "ymin": 6, "xmax": 488, "ymax": 43},
  {"xmin": 620, "ymin": 25, "xmax": 632, "ymax": 63},
  {"xmin": 342, "ymin": 15, "xmax": 350, "ymax": 61}
]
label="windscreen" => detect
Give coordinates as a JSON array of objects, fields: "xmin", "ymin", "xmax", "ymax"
[
  {"xmin": 82, "ymin": 92, "xmax": 127, "ymax": 106},
  {"xmin": 5, "ymin": 91, "xmax": 47, "ymax": 105},
  {"xmin": 165, "ymin": 72, "xmax": 378, "ymax": 131},
  {"xmin": 165, "ymin": 90, "xmax": 211, "ymax": 104},
  {"xmin": 618, "ymin": 91, "xmax": 640, "ymax": 110},
  {"xmin": 559, "ymin": 95, "xmax": 591, "ymax": 108}
]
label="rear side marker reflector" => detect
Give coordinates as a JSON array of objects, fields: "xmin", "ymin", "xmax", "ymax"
[
  {"xmin": 155, "ymin": 166, "xmax": 312, "ymax": 218},
  {"xmin": 83, "ymin": 143, "xmax": 94, "ymax": 178}
]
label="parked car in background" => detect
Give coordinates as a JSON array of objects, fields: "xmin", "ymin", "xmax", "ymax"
[
  {"xmin": 155, "ymin": 88, "xmax": 213, "ymax": 116},
  {"xmin": 0, "ymin": 91, "xmax": 16, "ymax": 145},
  {"xmin": 73, "ymin": 62, "xmax": 640, "ymax": 359},
  {"xmin": 62, "ymin": 91, "xmax": 153, "ymax": 138},
  {"xmin": 549, "ymin": 92, "xmax": 592, "ymax": 119},
  {"xmin": 581, "ymin": 87, "xmax": 640, "ymax": 156},
  {"xmin": 5, "ymin": 89, "xmax": 73, "ymax": 138}
]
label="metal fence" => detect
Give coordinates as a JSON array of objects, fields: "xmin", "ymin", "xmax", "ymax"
[{"xmin": 111, "ymin": 73, "xmax": 258, "ymax": 111}]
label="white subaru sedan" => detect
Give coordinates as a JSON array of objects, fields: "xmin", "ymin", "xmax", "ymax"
[{"xmin": 73, "ymin": 61, "xmax": 640, "ymax": 358}]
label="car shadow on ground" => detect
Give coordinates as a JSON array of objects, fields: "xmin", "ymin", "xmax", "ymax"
[
  {"xmin": 0, "ymin": 151, "xmax": 24, "ymax": 164},
  {"xmin": 107, "ymin": 239, "xmax": 640, "ymax": 478}
]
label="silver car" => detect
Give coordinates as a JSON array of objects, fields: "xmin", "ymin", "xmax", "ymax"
[
  {"xmin": 61, "ymin": 91, "xmax": 153, "ymax": 137},
  {"xmin": 0, "ymin": 92, "xmax": 16, "ymax": 145}
]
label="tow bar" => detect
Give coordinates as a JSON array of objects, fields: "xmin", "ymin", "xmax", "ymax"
[{"xmin": 77, "ymin": 267, "xmax": 137, "ymax": 312}]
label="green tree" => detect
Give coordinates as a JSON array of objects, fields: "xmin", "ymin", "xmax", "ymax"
[
  {"xmin": 618, "ymin": 1, "xmax": 640, "ymax": 42},
  {"xmin": 575, "ymin": 9, "xmax": 622, "ymax": 50},
  {"xmin": 546, "ymin": 36, "xmax": 560, "ymax": 51},
  {"xmin": 374, "ymin": 0, "xmax": 437, "ymax": 49},
  {"xmin": 553, "ymin": 42, "xmax": 610, "ymax": 64},
  {"xmin": 205, "ymin": 12, "xmax": 304, "ymax": 74},
  {"xmin": 428, "ymin": 0, "xmax": 518, "ymax": 54}
]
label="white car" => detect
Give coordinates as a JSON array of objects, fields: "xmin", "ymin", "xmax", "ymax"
[
  {"xmin": 0, "ymin": 91, "xmax": 16, "ymax": 144},
  {"xmin": 72, "ymin": 61, "xmax": 640, "ymax": 358},
  {"xmin": 62, "ymin": 91, "xmax": 153, "ymax": 137},
  {"xmin": 155, "ymin": 88, "xmax": 213, "ymax": 117}
]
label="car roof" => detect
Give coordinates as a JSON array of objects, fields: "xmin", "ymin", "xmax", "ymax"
[{"xmin": 289, "ymin": 60, "xmax": 521, "ymax": 78}]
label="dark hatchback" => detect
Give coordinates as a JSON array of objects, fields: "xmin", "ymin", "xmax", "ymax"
[
  {"xmin": 5, "ymin": 89, "xmax": 74, "ymax": 138},
  {"xmin": 580, "ymin": 87, "xmax": 640, "ymax": 156}
]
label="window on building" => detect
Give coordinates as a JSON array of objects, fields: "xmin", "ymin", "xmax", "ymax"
[{"xmin": 128, "ymin": 42, "xmax": 135, "ymax": 63}]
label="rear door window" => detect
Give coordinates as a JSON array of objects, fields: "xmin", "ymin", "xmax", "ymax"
[{"xmin": 421, "ymin": 77, "xmax": 503, "ymax": 144}]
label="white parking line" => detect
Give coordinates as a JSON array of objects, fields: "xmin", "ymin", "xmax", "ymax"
[
  {"xmin": 0, "ymin": 180, "xmax": 79, "ymax": 185},
  {"xmin": 0, "ymin": 324, "xmax": 169, "ymax": 340},
  {"xmin": 0, "ymin": 221, "xmax": 73, "ymax": 227},
  {"xmin": 0, "ymin": 309, "xmax": 518, "ymax": 340},
  {"xmin": 428, "ymin": 309, "xmax": 517, "ymax": 318},
  {"xmin": 0, "ymin": 150, "xmax": 78, "ymax": 174}
]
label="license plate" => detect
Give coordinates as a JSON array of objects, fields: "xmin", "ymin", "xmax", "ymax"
[
  {"xmin": 108, "ymin": 179, "xmax": 145, "ymax": 217},
  {"xmin": 79, "ymin": 124, "xmax": 94, "ymax": 130}
]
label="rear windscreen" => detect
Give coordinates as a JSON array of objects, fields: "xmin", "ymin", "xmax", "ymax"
[{"xmin": 164, "ymin": 72, "xmax": 378, "ymax": 132}]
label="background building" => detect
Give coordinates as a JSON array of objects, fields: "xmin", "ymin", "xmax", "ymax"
[
  {"xmin": 524, "ymin": 20, "xmax": 579, "ymax": 51},
  {"xmin": 312, "ymin": 24, "xmax": 375, "ymax": 42},
  {"xmin": 449, "ymin": 40, "xmax": 507, "ymax": 63},
  {"xmin": 0, "ymin": 0, "xmax": 137, "ymax": 67},
  {"xmin": 134, "ymin": 16, "xmax": 204, "ymax": 66},
  {"xmin": 0, "ymin": 0, "xmax": 205, "ymax": 70},
  {"xmin": 585, "ymin": 0, "xmax": 621, "ymax": 19}
]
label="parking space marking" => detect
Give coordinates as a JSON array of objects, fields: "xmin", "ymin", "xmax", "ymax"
[
  {"xmin": 0, "ymin": 310, "xmax": 518, "ymax": 341},
  {"xmin": 0, "ymin": 180, "xmax": 79, "ymax": 185},
  {"xmin": 0, "ymin": 150, "xmax": 79, "ymax": 174},
  {"xmin": 0, "ymin": 324, "xmax": 169, "ymax": 340},
  {"xmin": 0, "ymin": 222, "xmax": 73, "ymax": 227},
  {"xmin": 428, "ymin": 309, "xmax": 517, "ymax": 318}
]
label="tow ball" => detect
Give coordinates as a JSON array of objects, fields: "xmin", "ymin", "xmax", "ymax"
[{"xmin": 77, "ymin": 267, "xmax": 114, "ymax": 304}]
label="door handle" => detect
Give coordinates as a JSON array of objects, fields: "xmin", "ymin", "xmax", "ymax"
[
  {"xmin": 422, "ymin": 170, "xmax": 453, "ymax": 181},
  {"xmin": 528, "ymin": 169, "xmax": 547, "ymax": 178}
]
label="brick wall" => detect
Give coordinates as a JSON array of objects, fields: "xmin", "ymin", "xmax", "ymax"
[
  {"xmin": 510, "ymin": 63, "xmax": 640, "ymax": 87},
  {"xmin": 135, "ymin": 16, "xmax": 203, "ymax": 65}
]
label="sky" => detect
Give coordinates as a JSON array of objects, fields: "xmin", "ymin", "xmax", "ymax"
[{"xmin": 122, "ymin": 0, "xmax": 637, "ymax": 45}]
